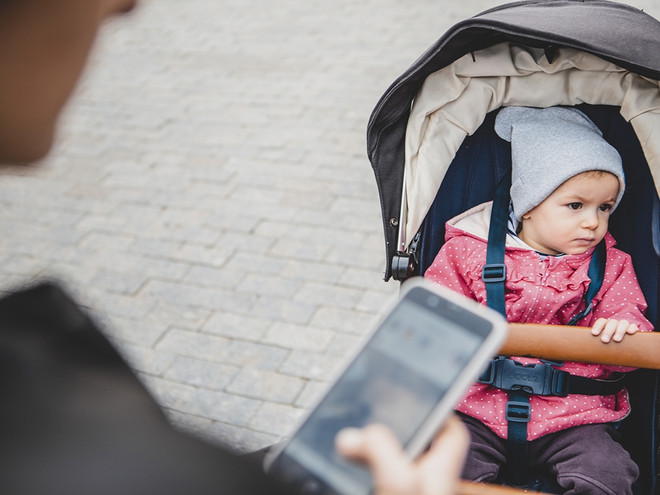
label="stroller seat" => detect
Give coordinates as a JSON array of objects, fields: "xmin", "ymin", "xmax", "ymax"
[{"xmin": 366, "ymin": 1, "xmax": 660, "ymax": 493}]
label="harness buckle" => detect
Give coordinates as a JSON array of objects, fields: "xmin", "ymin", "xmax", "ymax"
[
  {"xmin": 479, "ymin": 357, "xmax": 569, "ymax": 397},
  {"xmin": 505, "ymin": 400, "xmax": 531, "ymax": 422},
  {"xmin": 482, "ymin": 263, "xmax": 507, "ymax": 283}
]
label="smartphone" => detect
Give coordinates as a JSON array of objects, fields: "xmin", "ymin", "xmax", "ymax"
[{"xmin": 264, "ymin": 277, "xmax": 507, "ymax": 495}]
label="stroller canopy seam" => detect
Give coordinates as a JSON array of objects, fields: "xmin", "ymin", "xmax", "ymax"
[{"xmin": 402, "ymin": 42, "xmax": 660, "ymax": 249}]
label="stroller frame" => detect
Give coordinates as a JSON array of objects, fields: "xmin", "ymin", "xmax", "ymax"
[
  {"xmin": 367, "ymin": 0, "xmax": 660, "ymax": 282},
  {"xmin": 367, "ymin": 1, "xmax": 660, "ymax": 493}
]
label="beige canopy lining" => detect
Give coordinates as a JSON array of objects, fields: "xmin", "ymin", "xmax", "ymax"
[{"xmin": 403, "ymin": 42, "xmax": 660, "ymax": 250}]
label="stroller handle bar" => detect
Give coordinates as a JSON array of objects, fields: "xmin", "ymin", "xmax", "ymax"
[
  {"xmin": 500, "ymin": 324, "xmax": 660, "ymax": 369},
  {"xmin": 459, "ymin": 480, "xmax": 536, "ymax": 494},
  {"xmin": 455, "ymin": 323, "xmax": 660, "ymax": 495}
]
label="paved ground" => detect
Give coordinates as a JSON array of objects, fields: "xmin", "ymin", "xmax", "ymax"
[{"xmin": 1, "ymin": 0, "xmax": 657, "ymax": 453}]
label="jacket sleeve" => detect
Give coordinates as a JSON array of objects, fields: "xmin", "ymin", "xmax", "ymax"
[
  {"xmin": 423, "ymin": 236, "xmax": 481, "ymax": 301},
  {"xmin": 586, "ymin": 249, "xmax": 653, "ymax": 373},
  {"xmin": 590, "ymin": 250, "xmax": 653, "ymax": 332}
]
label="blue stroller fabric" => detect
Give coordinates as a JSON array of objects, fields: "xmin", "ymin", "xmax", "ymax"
[
  {"xmin": 417, "ymin": 104, "xmax": 659, "ymax": 493},
  {"xmin": 367, "ymin": 2, "xmax": 660, "ymax": 491}
]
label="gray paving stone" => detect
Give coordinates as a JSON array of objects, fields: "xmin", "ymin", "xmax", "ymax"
[
  {"xmin": 0, "ymin": 237, "xmax": 48, "ymax": 258},
  {"xmin": 127, "ymin": 238, "xmax": 181, "ymax": 259},
  {"xmin": 213, "ymin": 231, "xmax": 275, "ymax": 255},
  {"xmin": 279, "ymin": 186, "xmax": 339, "ymax": 212},
  {"xmin": 130, "ymin": 256, "xmax": 191, "ymax": 282},
  {"xmin": 191, "ymin": 388, "xmax": 264, "ymax": 428},
  {"xmin": 89, "ymin": 292, "xmax": 155, "ymax": 321},
  {"xmin": 293, "ymin": 281, "xmax": 364, "ymax": 310},
  {"xmin": 156, "ymin": 328, "xmax": 289, "ymax": 371},
  {"xmin": 173, "ymin": 244, "xmax": 232, "ymax": 268},
  {"xmin": 103, "ymin": 315, "xmax": 168, "ymax": 348},
  {"xmin": 164, "ymin": 356, "xmax": 239, "ymax": 391},
  {"xmin": 140, "ymin": 279, "xmax": 256, "ymax": 313},
  {"xmin": 295, "ymin": 380, "xmax": 329, "ymax": 409},
  {"xmin": 76, "ymin": 213, "xmax": 130, "ymax": 234},
  {"xmin": 144, "ymin": 301, "xmax": 212, "ymax": 331},
  {"xmin": 356, "ymin": 289, "xmax": 393, "ymax": 314},
  {"xmin": 291, "ymin": 209, "xmax": 377, "ymax": 235},
  {"xmin": 120, "ymin": 343, "xmax": 178, "ymax": 376},
  {"xmin": 0, "ymin": 274, "xmax": 44, "ymax": 294},
  {"xmin": 308, "ymin": 306, "xmax": 381, "ymax": 335},
  {"xmin": 246, "ymin": 295, "xmax": 318, "ymax": 325},
  {"xmin": 268, "ymin": 238, "xmax": 331, "ymax": 263},
  {"xmin": 76, "ymin": 231, "xmax": 135, "ymax": 252},
  {"xmin": 139, "ymin": 375, "xmax": 199, "ymax": 413},
  {"xmin": 150, "ymin": 224, "xmax": 221, "ymax": 246},
  {"xmin": 256, "ymin": 221, "xmax": 367, "ymax": 251},
  {"xmin": 278, "ymin": 259, "xmax": 345, "ymax": 284},
  {"xmin": 324, "ymin": 245, "xmax": 386, "ymax": 271},
  {"xmin": 249, "ymin": 402, "xmax": 306, "ymax": 438},
  {"xmin": 202, "ymin": 310, "xmax": 273, "ymax": 341},
  {"xmin": 0, "ymin": 254, "xmax": 49, "ymax": 277},
  {"xmin": 86, "ymin": 269, "xmax": 146, "ymax": 295},
  {"xmin": 163, "ymin": 409, "xmax": 217, "ymax": 442},
  {"xmin": 199, "ymin": 213, "xmax": 260, "ymax": 232},
  {"xmin": 226, "ymin": 368, "xmax": 305, "ymax": 404},
  {"xmin": 280, "ymin": 350, "xmax": 343, "ymax": 381},
  {"xmin": 222, "ymin": 252, "xmax": 288, "ymax": 276},
  {"xmin": 235, "ymin": 273, "xmax": 302, "ymax": 299},
  {"xmin": 326, "ymin": 333, "xmax": 363, "ymax": 358},
  {"xmin": 338, "ymin": 267, "xmax": 399, "ymax": 294},
  {"xmin": 262, "ymin": 322, "xmax": 335, "ymax": 353},
  {"xmin": 202, "ymin": 421, "xmax": 279, "ymax": 453},
  {"xmin": 3, "ymin": 0, "xmax": 655, "ymax": 453}
]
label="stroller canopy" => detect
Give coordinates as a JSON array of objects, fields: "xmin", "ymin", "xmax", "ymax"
[{"xmin": 367, "ymin": 0, "xmax": 660, "ymax": 281}]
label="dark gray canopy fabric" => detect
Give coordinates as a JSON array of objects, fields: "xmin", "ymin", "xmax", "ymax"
[
  {"xmin": 366, "ymin": 0, "xmax": 660, "ymax": 281},
  {"xmin": 366, "ymin": 3, "xmax": 660, "ymax": 494}
]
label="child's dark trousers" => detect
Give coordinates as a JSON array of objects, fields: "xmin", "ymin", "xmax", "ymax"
[{"xmin": 459, "ymin": 413, "xmax": 639, "ymax": 495}]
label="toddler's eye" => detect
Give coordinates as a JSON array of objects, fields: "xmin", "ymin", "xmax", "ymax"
[
  {"xmin": 599, "ymin": 204, "xmax": 613, "ymax": 212},
  {"xmin": 568, "ymin": 202, "xmax": 582, "ymax": 210}
]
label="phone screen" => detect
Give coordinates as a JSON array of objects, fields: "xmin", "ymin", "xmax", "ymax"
[{"xmin": 269, "ymin": 286, "xmax": 493, "ymax": 494}]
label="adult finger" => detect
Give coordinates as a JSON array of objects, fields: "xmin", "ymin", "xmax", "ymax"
[
  {"xmin": 416, "ymin": 416, "xmax": 469, "ymax": 495},
  {"xmin": 336, "ymin": 424, "xmax": 413, "ymax": 495}
]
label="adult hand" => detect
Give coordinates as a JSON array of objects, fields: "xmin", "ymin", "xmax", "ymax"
[{"xmin": 335, "ymin": 415, "xmax": 469, "ymax": 495}]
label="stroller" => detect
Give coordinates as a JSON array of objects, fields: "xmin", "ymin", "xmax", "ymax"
[{"xmin": 366, "ymin": 0, "xmax": 660, "ymax": 493}]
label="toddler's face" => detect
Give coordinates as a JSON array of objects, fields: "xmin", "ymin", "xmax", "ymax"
[{"xmin": 518, "ymin": 171, "xmax": 619, "ymax": 255}]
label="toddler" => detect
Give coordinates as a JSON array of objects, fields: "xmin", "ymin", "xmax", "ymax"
[{"xmin": 425, "ymin": 106, "xmax": 654, "ymax": 495}]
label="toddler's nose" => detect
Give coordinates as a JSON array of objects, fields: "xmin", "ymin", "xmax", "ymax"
[{"xmin": 581, "ymin": 210, "xmax": 600, "ymax": 229}]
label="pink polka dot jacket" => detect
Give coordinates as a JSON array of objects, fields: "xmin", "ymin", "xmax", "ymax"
[{"xmin": 424, "ymin": 201, "xmax": 654, "ymax": 440}]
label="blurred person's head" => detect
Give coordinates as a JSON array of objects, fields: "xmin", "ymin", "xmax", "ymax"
[{"xmin": 0, "ymin": 0, "xmax": 136, "ymax": 163}]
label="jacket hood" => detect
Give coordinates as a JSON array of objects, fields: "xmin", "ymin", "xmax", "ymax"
[{"xmin": 445, "ymin": 201, "xmax": 617, "ymax": 251}]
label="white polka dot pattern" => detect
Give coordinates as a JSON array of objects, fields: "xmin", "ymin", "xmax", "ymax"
[{"xmin": 424, "ymin": 204, "xmax": 654, "ymax": 440}]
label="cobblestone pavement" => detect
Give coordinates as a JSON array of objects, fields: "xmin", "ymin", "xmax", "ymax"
[{"xmin": 1, "ymin": 0, "xmax": 657, "ymax": 452}]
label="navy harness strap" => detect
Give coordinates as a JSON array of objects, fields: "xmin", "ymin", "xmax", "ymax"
[
  {"xmin": 479, "ymin": 357, "xmax": 626, "ymax": 397},
  {"xmin": 505, "ymin": 390, "xmax": 531, "ymax": 486},
  {"xmin": 567, "ymin": 239, "xmax": 607, "ymax": 326},
  {"xmin": 482, "ymin": 171, "xmax": 511, "ymax": 318}
]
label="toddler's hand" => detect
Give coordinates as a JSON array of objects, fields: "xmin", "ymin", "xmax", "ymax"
[{"xmin": 590, "ymin": 318, "xmax": 638, "ymax": 343}]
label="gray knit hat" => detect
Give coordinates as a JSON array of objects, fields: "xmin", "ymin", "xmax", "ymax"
[{"xmin": 494, "ymin": 106, "xmax": 625, "ymax": 220}]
